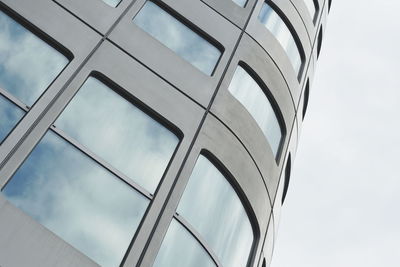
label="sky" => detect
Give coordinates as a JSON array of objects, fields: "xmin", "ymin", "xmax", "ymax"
[{"xmin": 272, "ymin": 0, "xmax": 400, "ymax": 267}]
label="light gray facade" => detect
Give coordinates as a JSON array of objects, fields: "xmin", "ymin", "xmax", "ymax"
[{"xmin": 0, "ymin": 0, "xmax": 330, "ymax": 266}]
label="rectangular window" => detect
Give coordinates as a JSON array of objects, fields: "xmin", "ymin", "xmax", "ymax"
[
  {"xmin": 258, "ymin": 2, "xmax": 304, "ymax": 78},
  {"xmin": 0, "ymin": 10, "xmax": 69, "ymax": 143},
  {"xmin": 133, "ymin": 1, "xmax": 222, "ymax": 75}
]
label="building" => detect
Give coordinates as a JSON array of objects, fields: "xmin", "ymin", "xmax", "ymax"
[{"xmin": 0, "ymin": 0, "xmax": 330, "ymax": 266}]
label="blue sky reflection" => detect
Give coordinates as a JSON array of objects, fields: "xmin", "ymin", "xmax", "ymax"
[
  {"xmin": 2, "ymin": 131, "xmax": 149, "ymax": 267},
  {"xmin": 133, "ymin": 1, "xmax": 221, "ymax": 76},
  {"xmin": 0, "ymin": 10, "xmax": 68, "ymax": 106},
  {"xmin": 0, "ymin": 94, "xmax": 24, "ymax": 143}
]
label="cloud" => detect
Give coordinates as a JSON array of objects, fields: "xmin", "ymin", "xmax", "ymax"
[{"xmin": 272, "ymin": 1, "xmax": 400, "ymax": 266}]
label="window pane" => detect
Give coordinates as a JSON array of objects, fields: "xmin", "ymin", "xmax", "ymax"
[
  {"xmin": 0, "ymin": 94, "xmax": 24, "ymax": 143},
  {"xmin": 101, "ymin": 0, "xmax": 121, "ymax": 7},
  {"xmin": 258, "ymin": 2, "xmax": 302, "ymax": 75},
  {"xmin": 55, "ymin": 77, "xmax": 179, "ymax": 194},
  {"xmin": 177, "ymin": 155, "xmax": 254, "ymax": 267},
  {"xmin": 228, "ymin": 66, "xmax": 283, "ymax": 157},
  {"xmin": 133, "ymin": 1, "xmax": 221, "ymax": 76},
  {"xmin": 304, "ymin": 0, "xmax": 316, "ymax": 20},
  {"xmin": 154, "ymin": 219, "xmax": 216, "ymax": 267},
  {"xmin": 232, "ymin": 0, "xmax": 247, "ymax": 7},
  {"xmin": 2, "ymin": 131, "xmax": 149, "ymax": 267},
  {"xmin": 0, "ymin": 11, "xmax": 69, "ymax": 106}
]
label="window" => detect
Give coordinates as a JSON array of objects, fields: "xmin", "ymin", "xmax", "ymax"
[
  {"xmin": 174, "ymin": 155, "xmax": 255, "ymax": 267},
  {"xmin": 133, "ymin": 1, "xmax": 222, "ymax": 76},
  {"xmin": 101, "ymin": 0, "xmax": 121, "ymax": 7},
  {"xmin": 302, "ymin": 80, "xmax": 310, "ymax": 119},
  {"xmin": 303, "ymin": 0, "xmax": 319, "ymax": 23},
  {"xmin": 281, "ymin": 154, "xmax": 291, "ymax": 204},
  {"xmin": 258, "ymin": 2, "xmax": 304, "ymax": 78},
  {"xmin": 228, "ymin": 65, "xmax": 284, "ymax": 159},
  {"xmin": 2, "ymin": 77, "xmax": 180, "ymax": 266},
  {"xmin": 0, "ymin": 94, "xmax": 24, "ymax": 143},
  {"xmin": 55, "ymin": 77, "xmax": 179, "ymax": 193},
  {"xmin": 232, "ymin": 0, "xmax": 247, "ymax": 8},
  {"xmin": 0, "ymin": 10, "xmax": 69, "ymax": 143},
  {"xmin": 154, "ymin": 219, "xmax": 216, "ymax": 267}
]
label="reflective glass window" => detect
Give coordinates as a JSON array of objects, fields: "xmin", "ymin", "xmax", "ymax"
[
  {"xmin": 133, "ymin": 1, "xmax": 222, "ymax": 75},
  {"xmin": 232, "ymin": 0, "xmax": 247, "ymax": 8},
  {"xmin": 304, "ymin": 0, "xmax": 317, "ymax": 21},
  {"xmin": 101, "ymin": 0, "xmax": 121, "ymax": 7},
  {"xmin": 0, "ymin": 94, "xmax": 24, "ymax": 143},
  {"xmin": 228, "ymin": 66, "xmax": 283, "ymax": 158},
  {"xmin": 177, "ymin": 155, "xmax": 254, "ymax": 267},
  {"xmin": 55, "ymin": 77, "xmax": 179, "ymax": 193},
  {"xmin": 154, "ymin": 219, "xmax": 216, "ymax": 267},
  {"xmin": 0, "ymin": 10, "xmax": 69, "ymax": 106},
  {"xmin": 2, "ymin": 131, "xmax": 149, "ymax": 267},
  {"xmin": 258, "ymin": 2, "xmax": 303, "ymax": 75}
]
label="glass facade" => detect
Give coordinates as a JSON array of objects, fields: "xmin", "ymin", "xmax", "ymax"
[
  {"xmin": 2, "ymin": 77, "xmax": 180, "ymax": 266},
  {"xmin": 154, "ymin": 219, "xmax": 216, "ymax": 267},
  {"xmin": 258, "ymin": 2, "xmax": 303, "ymax": 76},
  {"xmin": 2, "ymin": 131, "xmax": 149, "ymax": 267},
  {"xmin": 228, "ymin": 66, "xmax": 283, "ymax": 158},
  {"xmin": 0, "ymin": 10, "xmax": 68, "ymax": 143},
  {"xmin": 55, "ymin": 77, "xmax": 179, "ymax": 193},
  {"xmin": 133, "ymin": 1, "xmax": 222, "ymax": 76},
  {"xmin": 175, "ymin": 155, "xmax": 254, "ymax": 267}
]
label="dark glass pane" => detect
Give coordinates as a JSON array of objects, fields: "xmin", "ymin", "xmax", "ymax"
[
  {"xmin": 2, "ymin": 131, "xmax": 149, "ymax": 267},
  {"xmin": 0, "ymin": 94, "xmax": 24, "ymax": 143},
  {"xmin": 177, "ymin": 155, "xmax": 254, "ymax": 267},
  {"xmin": 55, "ymin": 77, "xmax": 179, "ymax": 193},
  {"xmin": 228, "ymin": 66, "xmax": 283, "ymax": 157},
  {"xmin": 0, "ymin": 11, "xmax": 69, "ymax": 106},
  {"xmin": 258, "ymin": 2, "xmax": 302, "ymax": 74},
  {"xmin": 154, "ymin": 219, "xmax": 216, "ymax": 267},
  {"xmin": 133, "ymin": 1, "xmax": 221, "ymax": 75}
]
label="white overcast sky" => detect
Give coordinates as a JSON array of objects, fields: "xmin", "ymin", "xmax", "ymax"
[{"xmin": 272, "ymin": 0, "xmax": 400, "ymax": 266}]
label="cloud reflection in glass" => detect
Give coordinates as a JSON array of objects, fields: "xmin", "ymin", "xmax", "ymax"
[
  {"xmin": 0, "ymin": 10, "xmax": 69, "ymax": 106},
  {"xmin": 0, "ymin": 94, "xmax": 25, "ymax": 143},
  {"xmin": 154, "ymin": 219, "xmax": 216, "ymax": 267},
  {"xmin": 133, "ymin": 1, "xmax": 222, "ymax": 76},
  {"xmin": 258, "ymin": 2, "xmax": 302, "ymax": 75},
  {"xmin": 2, "ymin": 131, "xmax": 149, "ymax": 267},
  {"xmin": 177, "ymin": 155, "xmax": 254, "ymax": 267},
  {"xmin": 228, "ymin": 66, "xmax": 283, "ymax": 158},
  {"xmin": 55, "ymin": 77, "xmax": 179, "ymax": 193}
]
